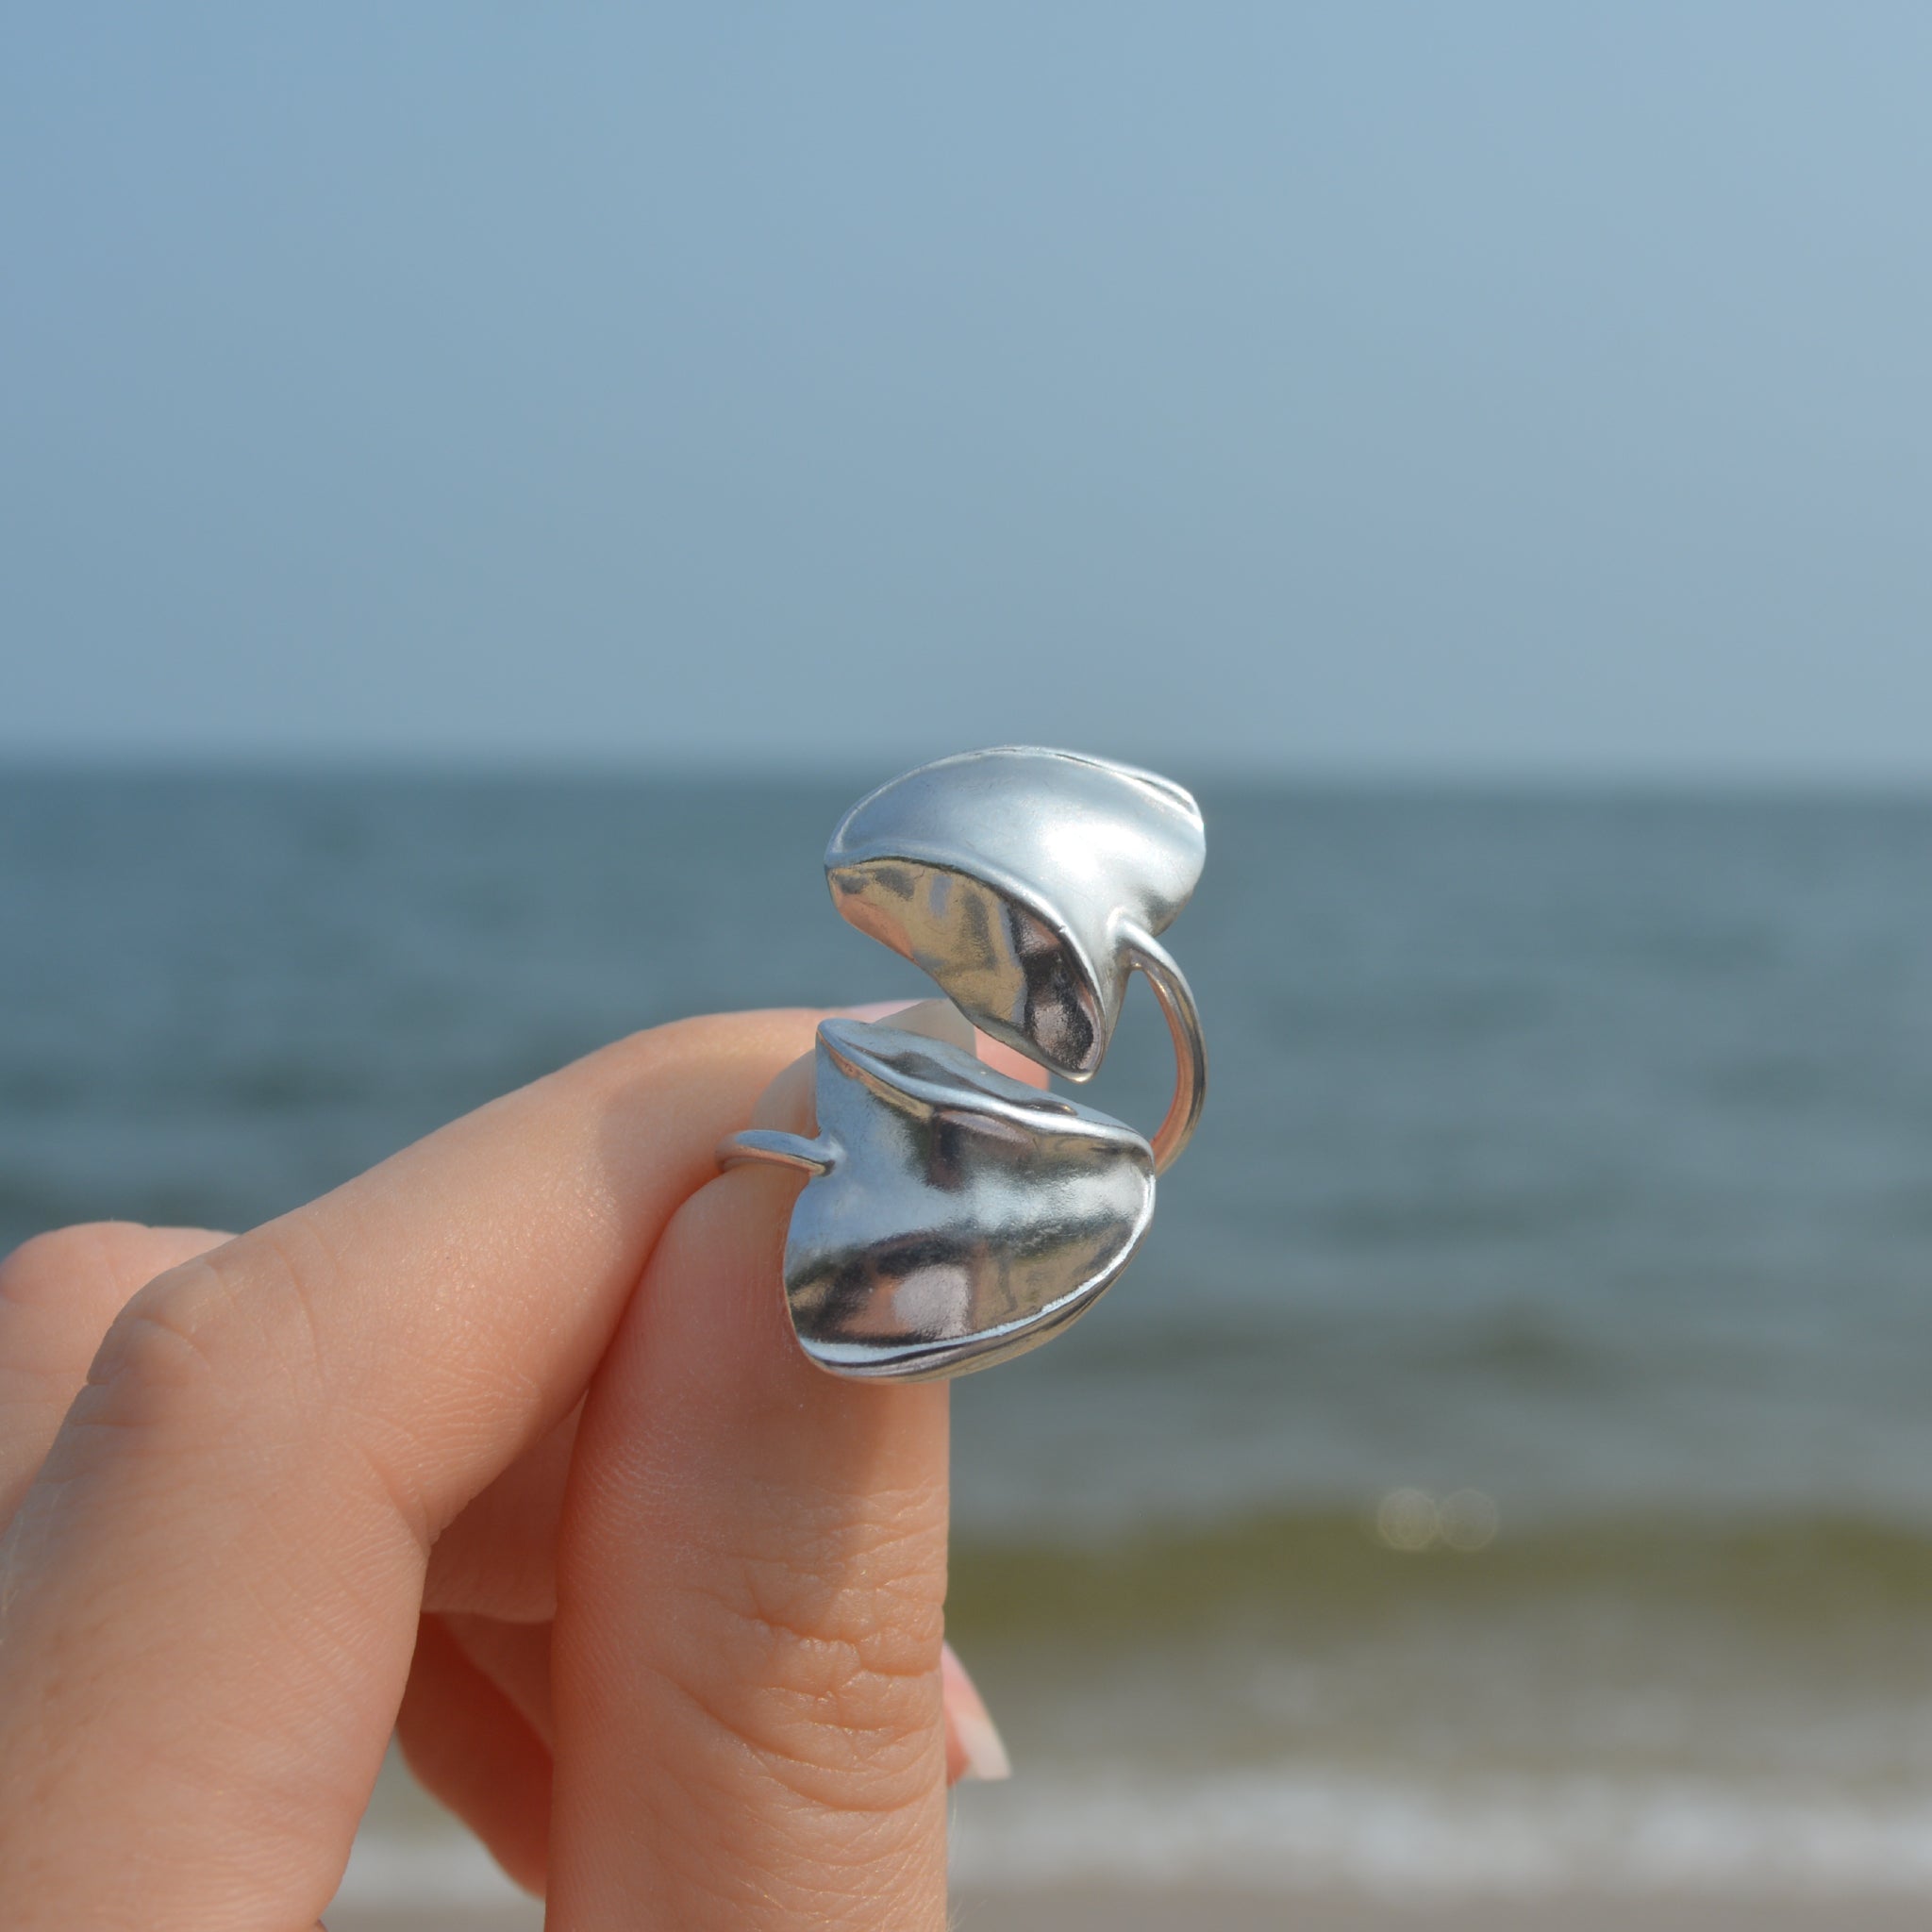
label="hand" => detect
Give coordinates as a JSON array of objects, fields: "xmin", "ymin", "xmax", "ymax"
[{"xmin": 0, "ymin": 1009, "xmax": 1009, "ymax": 1931}]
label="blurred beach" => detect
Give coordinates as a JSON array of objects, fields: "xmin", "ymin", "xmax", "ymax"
[
  {"xmin": 325, "ymin": 1893, "xmax": 1932, "ymax": 1932},
  {"xmin": 7, "ymin": 771, "xmax": 1932, "ymax": 1920}
]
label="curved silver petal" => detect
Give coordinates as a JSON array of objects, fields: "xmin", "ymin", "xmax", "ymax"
[
  {"xmin": 825, "ymin": 745, "xmax": 1208, "ymax": 1169},
  {"xmin": 771, "ymin": 1017, "xmax": 1157, "ymax": 1381},
  {"xmin": 826, "ymin": 746, "xmax": 1205, "ymax": 1078}
]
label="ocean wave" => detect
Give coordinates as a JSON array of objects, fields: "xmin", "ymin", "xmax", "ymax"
[
  {"xmin": 334, "ymin": 1770, "xmax": 1932, "ymax": 1907},
  {"xmin": 950, "ymin": 1767, "xmax": 1932, "ymax": 1897}
]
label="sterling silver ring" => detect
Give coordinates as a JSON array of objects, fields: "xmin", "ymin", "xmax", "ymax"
[{"xmin": 719, "ymin": 747, "xmax": 1207, "ymax": 1381}]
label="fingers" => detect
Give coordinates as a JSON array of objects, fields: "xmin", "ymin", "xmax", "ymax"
[
  {"xmin": 422, "ymin": 1407, "xmax": 582, "ymax": 1624},
  {"xmin": 547, "ymin": 1058, "xmax": 952, "ymax": 1929},
  {"xmin": 402, "ymin": 1623, "xmax": 1006, "ymax": 1904},
  {"xmin": 396, "ymin": 1616, "xmax": 551, "ymax": 1897},
  {"xmin": 0, "ymin": 1222, "xmax": 229, "ymax": 1527},
  {"xmin": 0, "ymin": 1008, "xmax": 1015, "ymax": 1930},
  {"xmin": 440, "ymin": 1612, "xmax": 558, "ymax": 1746},
  {"xmin": 0, "ymin": 1009, "xmax": 820, "ymax": 1932}
]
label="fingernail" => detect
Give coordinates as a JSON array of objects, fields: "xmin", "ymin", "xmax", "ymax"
[
  {"xmin": 942, "ymin": 1641, "xmax": 1011, "ymax": 1782},
  {"xmin": 840, "ymin": 1000, "xmax": 920, "ymax": 1020}
]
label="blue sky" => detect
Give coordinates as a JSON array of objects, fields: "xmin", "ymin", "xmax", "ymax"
[{"xmin": 3, "ymin": 6, "xmax": 1927, "ymax": 777}]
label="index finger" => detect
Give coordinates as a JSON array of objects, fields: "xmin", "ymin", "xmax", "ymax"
[{"xmin": 0, "ymin": 1008, "xmax": 822, "ymax": 1932}]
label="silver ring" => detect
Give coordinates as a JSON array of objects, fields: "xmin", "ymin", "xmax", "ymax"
[{"xmin": 719, "ymin": 747, "xmax": 1207, "ymax": 1381}]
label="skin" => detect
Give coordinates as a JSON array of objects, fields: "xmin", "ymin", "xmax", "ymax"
[{"xmin": 0, "ymin": 1008, "xmax": 1015, "ymax": 1931}]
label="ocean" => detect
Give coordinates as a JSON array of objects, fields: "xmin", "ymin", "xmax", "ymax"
[{"xmin": 6, "ymin": 771, "xmax": 1932, "ymax": 1907}]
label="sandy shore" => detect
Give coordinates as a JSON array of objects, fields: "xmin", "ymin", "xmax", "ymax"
[{"xmin": 326, "ymin": 1889, "xmax": 1932, "ymax": 1931}]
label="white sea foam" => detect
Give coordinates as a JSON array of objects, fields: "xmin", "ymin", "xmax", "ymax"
[
  {"xmin": 947, "ymin": 1768, "xmax": 1932, "ymax": 1899},
  {"xmin": 335, "ymin": 1770, "xmax": 1932, "ymax": 1909}
]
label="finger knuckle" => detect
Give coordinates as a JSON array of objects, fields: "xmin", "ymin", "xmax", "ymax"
[
  {"xmin": 673, "ymin": 1509, "xmax": 948, "ymax": 1813},
  {"xmin": 79, "ymin": 1223, "xmax": 327, "ymax": 1435},
  {"xmin": 82, "ymin": 1257, "xmax": 246, "ymax": 1427},
  {"xmin": 0, "ymin": 1222, "xmax": 143, "ymax": 1317}
]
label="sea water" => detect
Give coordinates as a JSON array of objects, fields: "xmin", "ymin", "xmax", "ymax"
[{"xmin": 5, "ymin": 772, "xmax": 1932, "ymax": 1902}]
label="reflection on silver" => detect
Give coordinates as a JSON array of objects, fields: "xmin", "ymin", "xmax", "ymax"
[
  {"xmin": 825, "ymin": 747, "xmax": 1208, "ymax": 1171},
  {"xmin": 720, "ymin": 1019, "xmax": 1156, "ymax": 1380}
]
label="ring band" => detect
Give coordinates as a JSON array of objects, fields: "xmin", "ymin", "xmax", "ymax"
[{"xmin": 1121, "ymin": 926, "xmax": 1208, "ymax": 1173}]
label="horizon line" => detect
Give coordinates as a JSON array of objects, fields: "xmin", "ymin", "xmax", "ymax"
[{"xmin": 5, "ymin": 747, "xmax": 1932, "ymax": 802}]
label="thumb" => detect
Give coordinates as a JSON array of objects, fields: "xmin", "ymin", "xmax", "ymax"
[{"xmin": 548, "ymin": 1041, "xmax": 951, "ymax": 1930}]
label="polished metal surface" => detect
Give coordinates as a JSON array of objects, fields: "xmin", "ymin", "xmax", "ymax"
[
  {"xmin": 824, "ymin": 746, "xmax": 1208, "ymax": 1171},
  {"xmin": 716, "ymin": 746, "xmax": 1206, "ymax": 1382},
  {"xmin": 719, "ymin": 1018, "xmax": 1157, "ymax": 1380}
]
